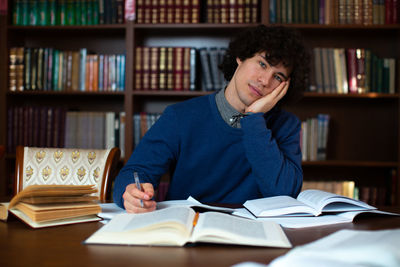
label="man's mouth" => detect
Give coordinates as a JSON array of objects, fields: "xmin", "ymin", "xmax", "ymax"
[{"xmin": 249, "ymin": 84, "xmax": 262, "ymax": 97}]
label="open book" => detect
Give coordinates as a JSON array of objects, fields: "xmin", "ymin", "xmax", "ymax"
[
  {"xmin": 243, "ymin": 189, "xmax": 376, "ymax": 217},
  {"xmin": 84, "ymin": 206, "xmax": 291, "ymax": 248},
  {"xmin": 0, "ymin": 184, "xmax": 101, "ymax": 228}
]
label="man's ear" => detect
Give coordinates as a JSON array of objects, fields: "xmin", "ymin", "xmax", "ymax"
[{"xmin": 236, "ymin": 57, "xmax": 243, "ymax": 66}]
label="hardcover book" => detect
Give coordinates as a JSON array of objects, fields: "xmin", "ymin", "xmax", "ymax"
[{"xmin": 0, "ymin": 184, "xmax": 101, "ymax": 228}]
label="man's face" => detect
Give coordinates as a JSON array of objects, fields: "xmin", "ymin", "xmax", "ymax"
[{"xmin": 230, "ymin": 52, "xmax": 290, "ymax": 111}]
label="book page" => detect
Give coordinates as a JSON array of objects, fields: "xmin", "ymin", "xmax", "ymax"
[
  {"xmin": 85, "ymin": 206, "xmax": 196, "ymax": 246},
  {"xmin": 0, "ymin": 202, "xmax": 10, "ymax": 221},
  {"xmin": 298, "ymin": 190, "xmax": 376, "ymax": 213},
  {"xmin": 191, "ymin": 212, "xmax": 291, "ymax": 248},
  {"xmin": 243, "ymin": 196, "xmax": 319, "ymax": 217},
  {"xmin": 157, "ymin": 196, "xmax": 235, "ymax": 213},
  {"xmin": 269, "ymin": 229, "xmax": 400, "ymax": 267}
]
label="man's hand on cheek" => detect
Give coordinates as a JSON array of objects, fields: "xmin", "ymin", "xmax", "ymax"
[{"xmin": 245, "ymin": 80, "xmax": 290, "ymax": 114}]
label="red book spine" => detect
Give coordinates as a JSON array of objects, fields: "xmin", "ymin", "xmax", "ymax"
[
  {"xmin": 135, "ymin": 47, "xmax": 143, "ymax": 90},
  {"xmin": 142, "ymin": 47, "xmax": 151, "ymax": 91},
  {"xmin": 392, "ymin": 0, "xmax": 399, "ymax": 24},
  {"xmin": 150, "ymin": 47, "xmax": 159, "ymax": 90},
  {"xmin": 346, "ymin": 48, "xmax": 358, "ymax": 93},
  {"xmin": 174, "ymin": 47, "xmax": 184, "ymax": 91}
]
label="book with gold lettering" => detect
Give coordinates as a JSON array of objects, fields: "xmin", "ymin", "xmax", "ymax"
[
  {"xmin": 84, "ymin": 206, "xmax": 291, "ymax": 247},
  {"xmin": 0, "ymin": 184, "xmax": 101, "ymax": 228}
]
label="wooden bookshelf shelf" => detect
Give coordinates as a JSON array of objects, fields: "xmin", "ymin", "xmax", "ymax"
[
  {"xmin": 7, "ymin": 91, "xmax": 125, "ymax": 96},
  {"xmin": 132, "ymin": 91, "xmax": 213, "ymax": 97},
  {"xmin": 302, "ymin": 160, "xmax": 398, "ymax": 168},
  {"xmin": 303, "ymin": 92, "xmax": 400, "ymax": 99}
]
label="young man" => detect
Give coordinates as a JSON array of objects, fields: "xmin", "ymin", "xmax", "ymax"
[{"xmin": 113, "ymin": 25, "xmax": 310, "ymax": 213}]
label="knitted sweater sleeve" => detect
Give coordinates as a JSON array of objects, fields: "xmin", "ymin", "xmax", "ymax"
[
  {"xmin": 240, "ymin": 112, "xmax": 303, "ymax": 198},
  {"xmin": 112, "ymin": 106, "xmax": 179, "ymax": 208}
]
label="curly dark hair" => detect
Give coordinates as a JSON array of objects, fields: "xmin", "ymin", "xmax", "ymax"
[{"xmin": 219, "ymin": 24, "xmax": 311, "ymax": 106}]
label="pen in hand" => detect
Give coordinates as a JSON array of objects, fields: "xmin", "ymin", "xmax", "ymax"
[{"xmin": 134, "ymin": 172, "xmax": 144, "ymax": 208}]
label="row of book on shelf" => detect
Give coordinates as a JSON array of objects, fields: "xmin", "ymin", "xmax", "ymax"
[
  {"xmin": 9, "ymin": 47, "xmax": 125, "ymax": 92},
  {"xmin": 135, "ymin": 46, "xmax": 226, "ymax": 92},
  {"xmin": 270, "ymin": 0, "xmax": 398, "ymax": 25},
  {"xmin": 12, "ymin": 0, "xmax": 125, "ymax": 26},
  {"xmin": 136, "ymin": 0, "xmax": 259, "ymax": 24},
  {"xmin": 300, "ymin": 114, "xmax": 330, "ymax": 161},
  {"xmin": 309, "ymin": 47, "xmax": 396, "ymax": 94},
  {"xmin": 302, "ymin": 175, "xmax": 397, "ymax": 206},
  {"xmin": 6, "ymin": 106, "xmax": 126, "ymax": 158},
  {"xmin": 9, "ymin": 45, "xmax": 397, "ymax": 94}
]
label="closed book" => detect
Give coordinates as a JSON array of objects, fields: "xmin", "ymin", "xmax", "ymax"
[
  {"xmin": 159, "ymin": 47, "xmax": 167, "ymax": 90},
  {"xmin": 142, "ymin": 47, "xmax": 150, "ymax": 90},
  {"xmin": 166, "ymin": 47, "xmax": 174, "ymax": 90},
  {"xmin": 150, "ymin": 47, "xmax": 159, "ymax": 90},
  {"xmin": 182, "ymin": 47, "xmax": 191, "ymax": 91},
  {"xmin": 346, "ymin": 48, "xmax": 358, "ymax": 93},
  {"xmin": 199, "ymin": 48, "xmax": 213, "ymax": 91},
  {"xmin": 24, "ymin": 48, "xmax": 32, "ymax": 90},
  {"xmin": 174, "ymin": 47, "xmax": 184, "ymax": 91},
  {"xmin": 135, "ymin": 47, "xmax": 143, "ymax": 90},
  {"xmin": 189, "ymin": 48, "xmax": 197, "ymax": 91}
]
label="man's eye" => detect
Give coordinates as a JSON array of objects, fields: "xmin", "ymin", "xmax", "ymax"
[
  {"xmin": 274, "ymin": 74, "xmax": 283, "ymax": 83},
  {"xmin": 259, "ymin": 61, "xmax": 266, "ymax": 68}
]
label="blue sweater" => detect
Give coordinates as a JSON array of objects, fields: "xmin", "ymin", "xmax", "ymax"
[{"xmin": 113, "ymin": 93, "xmax": 303, "ymax": 207}]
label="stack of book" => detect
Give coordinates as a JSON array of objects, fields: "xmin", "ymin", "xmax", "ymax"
[
  {"xmin": 8, "ymin": 47, "xmax": 126, "ymax": 92},
  {"xmin": 269, "ymin": 0, "xmax": 397, "ymax": 25},
  {"xmin": 0, "ymin": 184, "xmax": 101, "ymax": 228}
]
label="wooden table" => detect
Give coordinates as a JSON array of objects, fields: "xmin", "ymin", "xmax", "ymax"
[{"xmin": 1, "ymin": 213, "xmax": 400, "ymax": 267}]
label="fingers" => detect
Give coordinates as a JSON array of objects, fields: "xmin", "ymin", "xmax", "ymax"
[{"xmin": 123, "ymin": 183, "xmax": 157, "ymax": 213}]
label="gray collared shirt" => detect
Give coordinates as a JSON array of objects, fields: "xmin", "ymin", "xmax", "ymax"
[{"xmin": 215, "ymin": 89, "xmax": 245, "ymax": 128}]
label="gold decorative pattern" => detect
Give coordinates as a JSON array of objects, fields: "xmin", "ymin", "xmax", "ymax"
[
  {"xmin": 25, "ymin": 166, "xmax": 34, "ymax": 181},
  {"xmin": 41, "ymin": 166, "xmax": 52, "ymax": 181},
  {"xmin": 93, "ymin": 167, "xmax": 100, "ymax": 182},
  {"xmin": 59, "ymin": 166, "xmax": 70, "ymax": 181},
  {"xmin": 88, "ymin": 151, "xmax": 96, "ymax": 164},
  {"xmin": 35, "ymin": 150, "xmax": 46, "ymax": 164},
  {"xmin": 71, "ymin": 150, "xmax": 80, "ymax": 163},
  {"xmin": 53, "ymin": 150, "xmax": 63, "ymax": 163},
  {"xmin": 77, "ymin": 167, "xmax": 86, "ymax": 181},
  {"xmin": 22, "ymin": 147, "xmax": 112, "ymax": 198}
]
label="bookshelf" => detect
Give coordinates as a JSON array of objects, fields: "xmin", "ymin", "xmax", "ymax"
[{"xmin": 0, "ymin": 0, "xmax": 399, "ymax": 207}]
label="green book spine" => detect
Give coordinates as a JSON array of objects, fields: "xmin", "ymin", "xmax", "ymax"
[
  {"xmin": 66, "ymin": 0, "xmax": 75, "ymax": 25},
  {"xmin": 92, "ymin": 0, "xmax": 99, "ymax": 24},
  {"xmin": 53, "ymin": 50, "xmax": 59, "ymax": 91},
  {"xmin": 24, "ymin": 48, "xmax": 32, "ymax": 90},
  {"xmin": 81, "ymin": 0, "xmax": 88, "ymax": 25},
  {"xmin": 75, "ymin": 0, "xmax": 82, "ymax": 25},
  {"xmin": 39, "ymin": 0, "xmax": 49, "ymax": 26},
  {"xmin": 48, "ymin": 0, "xmax": 57, "ymax": 25},
  {"xmin": 59, "ymin": 0, "xmax": 67, "ymax": 25},
  {"xmin": 21, "ymin": 0, "xmax": 29, "ymax": 25},
  {"xmin": 13, "ymin": 0, "xmax": 22, "ymax": 25},
  {"xmin": 29, "ymin": 0, "xmax": 39, "ymax": 25},
  {"xmin": 86, "ymin": 0, "xmax": 93, "ymax": 25}
]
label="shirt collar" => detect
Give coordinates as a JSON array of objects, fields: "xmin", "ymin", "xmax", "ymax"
[{"xmin": 215, "ymin": 89, "xmax": 244, "ymax": 128}]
